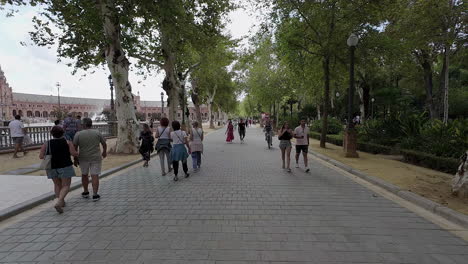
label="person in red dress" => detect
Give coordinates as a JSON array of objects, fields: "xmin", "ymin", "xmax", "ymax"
[{"xmin": 225, "ymin": 120, "xmax": 235, "ymax": 143}]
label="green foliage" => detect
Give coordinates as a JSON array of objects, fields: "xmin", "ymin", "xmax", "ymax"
[
  {"xmin": 358, "ymin": 113, "xmax": 467, "ymax": 159},
  {"xmin": 401, "ymin": 149, "xmax": 459, "ymax": 174},
  {"xmin": 135, "ymin": 112, "xmax": 146, "ymax": 121},
  {"xmin": 298, "ymin": 104, "xmax": 316, "ymax": 121},
  {"xmin": 402, "ymin": 119, "xmax": 468, "ymax": 159},
  {"xmin": 310, "ymin": 118, "xmax": 343, "ymax": 135}
]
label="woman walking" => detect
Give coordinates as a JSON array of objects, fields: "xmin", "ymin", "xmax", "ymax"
[
  {"xmin": 278, "ymin": 122, "xmax": 293, "ymax": 172},
  {"xmin": 139, "ymin": 123, "xmax": 154, "ymax": 167},
  {"xmin": 155, "ymin": 117, "xmax": 172, "ymax": 176},
  {"xmin": 225, "ymin": 120, "xmax": 234, "ymax": 143},
  {"xmin": 170, "ymin": 121, "xmax": 191, "ymax": 181},
  {"xmin": 189, "ymin": 121, "xmax": 204, "ymax": 171},
  {"xmin": 39, "ymin": 126, "xmax": 78, "ymax": 213}
]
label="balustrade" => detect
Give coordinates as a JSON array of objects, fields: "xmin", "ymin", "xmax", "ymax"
[{"xmin": 0, "ymin": 124, "xmax": 117, "ymax": 150}]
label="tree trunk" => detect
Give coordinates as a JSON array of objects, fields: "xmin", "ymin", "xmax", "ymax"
[
  {"xmin": 99, "ymin": 0, "xmax": 139, "ymax": 154},
  {"xmin": 442, "ymin": 47, "xmax": 449, "ymax": 123},
  {"xmin": 190, "ymin": 79, "xmax": 203, "ymax": 126},
  {"xmin": 317, "ymin": 103, "xmax": 321, "ymax": 120},
  {"xmin": 320, "ymin": 56, "xmax": 330, "ymax": 148},
  {"xmin": 357, "ymin": 83, "xmax": 370, "ymax": 123},
  {"xmin": 161, "ymin": 30, "xmax": 179, "ymax": 122},
  {"xmin": 207, "ymin": 85, "xmax": 217, "ymax": 129},
  {"xmin": 419, "ymin": 50, "xmax": 439, "ymax": 119}
]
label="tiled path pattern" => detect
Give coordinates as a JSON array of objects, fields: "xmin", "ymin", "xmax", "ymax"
[{"xmin": 0, "ymin": 127, "xmax": 467, "ymax": 263}]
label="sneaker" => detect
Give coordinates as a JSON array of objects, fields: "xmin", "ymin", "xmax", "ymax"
[
  {"xmin": 305, "ymin": 168, "xmax": 310, "ymax": 173},
  {"xmin": 287, "ymin": 168, "xmax": 292, "ymax": 173},
  {"xmin": 82, "ymin": 192, "xmax": 89, "ymax": 198},
  {"xmin": 173, "ymin": 176, "xmax": 179, "ymax": 182},
  {"xmin": 54, "ymin": 204, "xmax": 63, "ymax": 214},
  {"xmin": 295, "ymin": 164, "xmax": 299, "ymax": 168},
  {"xmin": 185, "ymin": 173, "xmax": 190, "ymax": 178},
  {"xmin": 162, "ymin": 172, "xmax": 167, "ymax": 176},
  {"xmin": 92, "ymin": 194, "xmax": 100, "ymax": 201}
]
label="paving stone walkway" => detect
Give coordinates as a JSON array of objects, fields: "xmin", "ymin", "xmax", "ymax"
[{"xmin": 0, "ymin": 127, "xmax": 467, "ymax": 264}]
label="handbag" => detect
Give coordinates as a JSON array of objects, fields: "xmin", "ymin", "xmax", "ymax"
[{"xmin": 39, "ymin": 140, "xmax": 52, "ymax": 170}]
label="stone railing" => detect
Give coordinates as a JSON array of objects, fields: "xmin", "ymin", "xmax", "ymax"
[{"xmin": 0, "ymin": 124, "xmax": 117, "ymax": 150}]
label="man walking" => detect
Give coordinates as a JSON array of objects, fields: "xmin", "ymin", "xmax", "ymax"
[
  {"xmin": 8, "ymin": 115, "xmax": 27, "ymax": 158},
  {"xmin": 73, "ymin": 118, "xmax": 107, "ymax": 201},
  {"xmin": 63, "ymin": 113, "xmax": 80, "ymax": 141},
  {"xmin": 238, "ymin": 118, "xmax": 246, "ymax": 142},
  {"xmin": 294, "ymin": 119, "xmax": 310, "ymax": 172}
]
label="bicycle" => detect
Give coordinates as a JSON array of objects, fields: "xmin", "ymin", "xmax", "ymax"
[{"xmin": 265, "ymin": 129, "xmax": 273, "ymax": 149}]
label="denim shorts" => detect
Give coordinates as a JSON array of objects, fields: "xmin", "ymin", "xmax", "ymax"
[{"xmin": 46, "ymin": 165, "xmax": 76, "ymax": 179}]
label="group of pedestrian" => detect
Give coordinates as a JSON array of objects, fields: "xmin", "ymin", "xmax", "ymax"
[
  {"xmin": 225, "ymin": 118, "xmax": 247, "ymax": 143},
  {"xmin": 142, "ymin": 118, "xmax": 204, "ymax": 182},
  {"xmin": 278, "ymin": 119, "xmax": 310, "ymax": 173},
  {"xmin": 38, "ymin": 116, "xmax": 106, "ymax": 214}
]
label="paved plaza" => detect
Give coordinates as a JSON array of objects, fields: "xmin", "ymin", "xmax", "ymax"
[{"xmin": 0, "ymin": 127, "xmax": 467, "ymax": 263}]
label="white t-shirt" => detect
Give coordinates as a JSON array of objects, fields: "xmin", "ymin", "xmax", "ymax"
[
  {"xmin": 8, "ymin": 120, "xmax": 25, "ymax": 137},
  {"xmin": 294, "ymin": 125, "xmax": 309, "ymax": 146},
  {"xmin": 171, "ymin": 130, "xmax": 187, "ymax": 144},
  {"xmin": 158, "ymin": 126, "xmax": 170, "ymax": 139}
]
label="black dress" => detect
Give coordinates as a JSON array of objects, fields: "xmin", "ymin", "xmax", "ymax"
[{"xmin": 139, "ymin": 131, "xmax": 154, "ymax": 161}]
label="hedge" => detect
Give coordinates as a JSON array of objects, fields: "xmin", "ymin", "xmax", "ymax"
[
  {"xmin": 400, "ymin": 149, "xmax": 459, "ymax": 174},
  {"xmin": 309, "ymin": 131, "xmax": 459, "ymax": 173}
]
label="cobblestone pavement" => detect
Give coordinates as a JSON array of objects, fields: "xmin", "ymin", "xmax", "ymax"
[{"xmin": 0, "ymin": 127, "xmax": 467, "ymax": 264}]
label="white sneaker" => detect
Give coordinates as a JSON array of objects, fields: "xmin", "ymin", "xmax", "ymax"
[{"xmin": 295, "ymin": 164, "xmax": 299, "ymax": 168}]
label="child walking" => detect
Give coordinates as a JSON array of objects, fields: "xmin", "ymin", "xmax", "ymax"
[
  {"xmin": 170, "ymin": 121, "xmax": 191, "ymax": 181},
  {"xmin": 189, "ymin": 121, "xmax": 204, "ymax": 171}
]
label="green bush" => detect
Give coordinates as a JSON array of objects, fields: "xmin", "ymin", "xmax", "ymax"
[
  {"xmin": 401, "ymin": 149, "xmax": 459, "ymax": 174},
  {"xmin": 357, "ymin": 142, "xmax": 395, "ymax": 155},
  {"xmin": 310, "ymin": 117, "xmax": 344, "ymax": 135},
  {"xmin": 401, "ymin": 119, "xmax": 468, "ymax": 159},
  {"xmin": 309, "ymin": 131, "xmax": 343, "ymax": 146},
  {"xmin": 357, "ymin": 116, "xmax": 404, "ymax": 146}
]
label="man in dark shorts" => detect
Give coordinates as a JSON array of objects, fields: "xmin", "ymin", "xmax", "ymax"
[
  {"xmin": 294, "ymin": 119, "xmax": 310, "ymax": 172},
  {"xmin": 238, "ymin": 119, "xmax": 246, "ymax": 142}
]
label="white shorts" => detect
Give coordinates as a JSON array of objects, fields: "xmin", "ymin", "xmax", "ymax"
[{"xmin": 80, "ymin": 161, "xmax": 102, "ymax": 176}]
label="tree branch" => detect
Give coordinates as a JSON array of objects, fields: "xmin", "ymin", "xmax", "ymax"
[
  {"xmin": 288, "ymin": 40, "xmax": 322, "ymax": 56},
  {"xmin": 182, "ymin": 62, "xmax": 201, "ymax": 80},
  {"xmin": 130, "ymin": 53, "xmax": 164, "ymax": 68}
]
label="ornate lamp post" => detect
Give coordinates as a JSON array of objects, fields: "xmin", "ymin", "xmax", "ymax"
[
  {"xmin": 181, "ymin": 79, "xmax": 186, "ymax": 124},
  {"xmin": 108, "ymin": 75, "xmax": 115, "ymax": 121},
  {"xmin": 56, "ymin": 82, "xmax": 61, "ymax": 119},
  {"xmin": 161, "ymin": 92, "xmax": 164, "ymax": 118},
  {"xmin": 344, "ymin": 33, "xmax": 359, "ymax": 158},
  {"xmin": 371, "ymin": 98, "xmax": 375, "ymax": 119}
]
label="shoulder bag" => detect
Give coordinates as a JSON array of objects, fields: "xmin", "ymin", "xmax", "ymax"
[{"xmin": 40, "ymin": 140, "xmax": 52, "ymax": 170}]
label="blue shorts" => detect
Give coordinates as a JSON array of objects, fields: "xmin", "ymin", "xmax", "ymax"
[{"xmin": 46, "ymin": 165, "xmax": 76, "ymax": 179}]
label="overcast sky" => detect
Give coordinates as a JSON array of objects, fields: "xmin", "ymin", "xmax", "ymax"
[{"xmin": 0, "ymin": 2, "xmax": 259, "ymax": 101}]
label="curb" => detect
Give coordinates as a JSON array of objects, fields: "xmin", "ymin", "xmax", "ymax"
[
  {"xmin": 308, "ymin": 150, "xmax": 468, "ymax": 229},
  {"xmin": 0, "ymin": 153, "xmax": 153, "ymax": 222}
]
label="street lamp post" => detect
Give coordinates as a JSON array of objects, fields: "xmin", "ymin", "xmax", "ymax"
[
  {"xmin": 108, "ymin": 75, "xmax": 115, "ymax": 121},
  {"xmin": 161, "ymin": 92, "xmax": 164, "ymax": 118},
  {"xmin": 344, "ymin": 33, "xmax": 359, "ymax": 158},
  {"xmin": 56, "ymin": 82, "xmax": 61, "ymax": 119},
  {"xmin": 371, "ymin": 98, "xmax": 375, "ymax": 119},
  {"xmin": 181, "ymin": 79, "xmax": 186, "ymax": 124}
]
